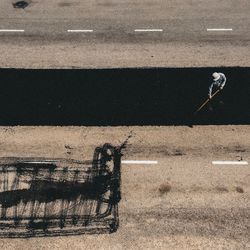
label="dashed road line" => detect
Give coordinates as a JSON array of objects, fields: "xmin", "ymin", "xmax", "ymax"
[
  {"xmin": 67, "ymin": 29, "xmax": 93, "ymax": 33},
  {"xmin": 134, "ymin": 29, "xmax": 163, "ymax": 32},
  {"xmin": 207, "ymin": 28, "xmax": 233, "ymax": 31},
  {"xmin": 212, "ymin": 161, "xmax": 248, "ymax": 165},
  {"xmin": 0, "ymin": 29, "xmax": 24, "ymax": 32},
  {"xmin": 122, "ymin": 160, "xmax": 158, "ymax": 165}
]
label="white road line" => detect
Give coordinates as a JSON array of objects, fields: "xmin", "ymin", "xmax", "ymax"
[
  {"xmin": 67, "ymin": 29, "xmax": 93, "ymax": 33},
  {"xmin": 22, "ymin": 161, "xmax": 57, "ymax": 164},
  {"xmin": 134, "ymin": 29, "xmax": 163, "ymax": 32},
  {"xmin": 0, "ymin": 29, "xmax": 24, "ymax": 32},
  {"xmin": 207, "ymin": 28, "xmax": 233, "ymax": 31},
  {"xmin": 212, "ymin": 161, "xmax": 248, "ymax": 165},
  {"xmin": 122, "ymin": 160, "xmax": 158, "ymax": 165}
]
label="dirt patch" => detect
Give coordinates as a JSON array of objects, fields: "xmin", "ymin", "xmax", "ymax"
[
  {"xmin": 215, "ymin": 186, "xmax": 229, "ymax": 193},
  {"xmin": 158, "ymin": 183, "xmax": 172, "ymax": 195},
  {"xmin": 65, "ymin": 145, "xmax": 73, "ymax": 150},
  {"xmin": 235, "ymin": 186, "xmax": 244, "ymax": 193},
  {"xmin": 222, "ymin": 145, "xmax": 248, "ymax": 154},
  {"xmin": 173, "ymin": 149, "xmax": 185, "ymax": 156},
  {"xmin": 58, "ymin": 2, "xmax": 79, "ymax": 7}
]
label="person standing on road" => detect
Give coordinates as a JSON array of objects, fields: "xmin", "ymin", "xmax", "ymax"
[{"xmin": 208, "ymin": 72, "xmax": 226, "ymax": 99}]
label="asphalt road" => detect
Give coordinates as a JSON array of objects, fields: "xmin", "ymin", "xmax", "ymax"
[
  {"xmin": 0, "ymin": 67, "xmax": 250, "ymax": 126},
  {"xmin": 0, "ymin": 126, "xmax": 249, "ymax": 249},
  {"xmin": 0, "ymin": 0, "xmax": 250, "ymax": 68}
]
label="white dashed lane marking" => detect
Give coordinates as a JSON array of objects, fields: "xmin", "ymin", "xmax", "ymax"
[
  {"xmin": 0, "ymin": 28, "xmax": 235, "ymax": 34},
  {"xmin": 207, "ymin": 28, "xmax": 233, "ymax": 31},
  {"xmin": 134, "ymin": 29, "xmax": 163, "ymax": 32},
  {"xmin": 0, "ymin": 29, "xmax": 24, "ymax": 32},
  {"xmin": 67, "ymin": 30, "xmax": 93, "ymax": 33},
  {"xmin": 212, "ymin": 161, "xmax": 248, "ymax": 165}
]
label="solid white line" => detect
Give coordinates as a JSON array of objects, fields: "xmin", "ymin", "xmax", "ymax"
[
  {"xmin": 0, "ymin": 29, "xmax": 24, "ymax": 32},
  {"xmin": 67, "ymin": 29, "xmax": 93, "ymax": 33},
  {"xmin": 212, "ymin": 161, "xmax": 248, "ymax": 165},
  {"xmin": 207, "ymin": 28, "xmax": 233, "ymax": 31},
  {"xmin": 134, "ymin": 29, "xmax": 163, "ymax": 32},
  {"xmin": 122, "ymin": 160, "xmax": 158, "ymax": 164}
]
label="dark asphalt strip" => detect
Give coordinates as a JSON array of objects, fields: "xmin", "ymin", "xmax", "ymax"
[{"xmin": 0, "ymin": 67, "xmax": 249, "ymax": 125}]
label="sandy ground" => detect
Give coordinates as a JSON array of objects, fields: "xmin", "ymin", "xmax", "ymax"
[
  {"xmin": 1, "ymin": 0, "xmax": 250, "ymax": 68},
  {"xmin": 0, "ymin": 125, "xmax": 249, "ymax": 249},
  {"xmin": 1, "ymin": 42, "xmax": 250, "ymax": 69}
]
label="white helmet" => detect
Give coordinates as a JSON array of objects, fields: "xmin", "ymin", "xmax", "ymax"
[{"xmin": 212, "ymin": 72, "xmax": 220, "ymax": 81}]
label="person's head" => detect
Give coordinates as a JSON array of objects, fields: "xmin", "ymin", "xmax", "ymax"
[{"xmin": 212, "ymin": 72, "xmax": 220, "ymax": 81}]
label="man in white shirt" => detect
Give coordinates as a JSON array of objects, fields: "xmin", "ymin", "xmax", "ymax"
[{"xmin": 208, "ymin": 72, "xmax": 226, "ymax": 99}]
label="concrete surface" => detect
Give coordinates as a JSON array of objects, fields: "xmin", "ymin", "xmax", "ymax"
[
  {"xmin": 0, "ymin": 0, "xmax": 250, "ymax": 68},
  {"xmin": 0, "ymin": 125, "xmax": 249, "ymax": 249}
]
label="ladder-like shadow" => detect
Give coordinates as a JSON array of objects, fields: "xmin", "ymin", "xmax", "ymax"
[{"xmin": 0, "ymin": 143, "xmax": 121, "ymax": 237}]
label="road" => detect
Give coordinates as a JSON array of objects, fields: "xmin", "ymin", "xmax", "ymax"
[
  {"xmin": 1, "ymin": 67, "xmax": 250, "ymax": 126},
  {"xmin": 0, "ymin": 0, "xmax": 250, "ymax": 68},
  {"xmin": 0, "ymin": 125, "xmax": 249, "ymax": 249}
]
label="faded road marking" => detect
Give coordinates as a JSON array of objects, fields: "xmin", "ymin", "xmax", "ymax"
[
  {"xmin": 212, "ymin": 161, "xmax": 248, "ymax": 165},
  {"xmin": 22, "ymin": 161, "xmax": 57, "ymax": 164}
]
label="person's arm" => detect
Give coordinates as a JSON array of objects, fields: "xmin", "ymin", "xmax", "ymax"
[
  {"xmin": 220, "ymin": 73, "xmax": 226, "ymax": 89},
  {"xmin": 208, "ymin": 82, "xmax": 214, "ymax": 98}
]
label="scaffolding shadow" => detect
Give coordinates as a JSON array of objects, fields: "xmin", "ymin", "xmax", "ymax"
[{"xmin": 0, "ymin": 143, "xmax": 121, "ymax": 237}]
